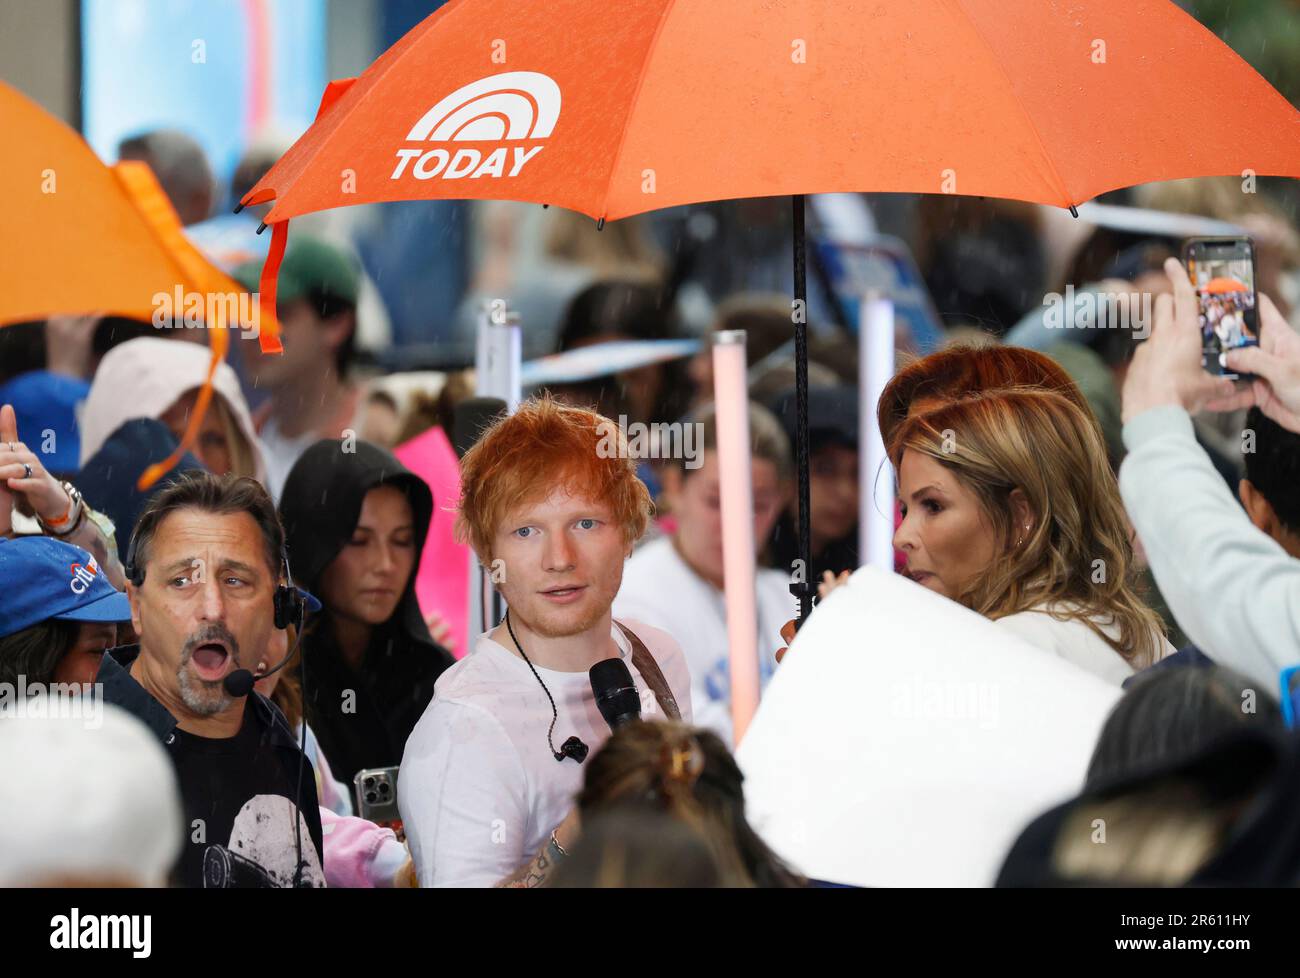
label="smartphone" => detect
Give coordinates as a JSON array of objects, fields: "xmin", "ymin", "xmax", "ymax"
[
  {"xmin": 1183, "ymin": 237, "xmax": 1259, "ymax": 379},
  {"xmin": 354, "ymin": 766, "xmax": 402, "ymax": 828}
]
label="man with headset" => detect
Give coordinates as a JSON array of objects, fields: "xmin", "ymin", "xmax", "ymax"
[{"xmin": 96, "ymin": 469, "xmax": 325, "ymax": 887}]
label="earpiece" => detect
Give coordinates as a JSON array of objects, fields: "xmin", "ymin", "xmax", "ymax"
[
  {"xmin": 124, "ymin": 535, "xmax": 145, "ymax": 588},
  {"xmin": 272, "ymin": 548, "xmax": 304, "ymax": 631}
]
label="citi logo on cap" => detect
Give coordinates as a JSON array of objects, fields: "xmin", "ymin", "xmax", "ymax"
[
  {"xmin": 390, "ymin": 71, "xmax": 561, "ymax": 182},
  {"xmin": 69, "ymin": 558, "xmax": 100, "ymax": 596}
]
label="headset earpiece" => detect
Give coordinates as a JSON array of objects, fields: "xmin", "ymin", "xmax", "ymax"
[
  {"xmin": 273, "ymin": 584, "xmax": 304, "ymax": 630},
  {"xmin": 124, "ymin": 535, "xmax": 145, "ymax": 588},
  {"xmin": 273, "ymin": 545, "xmax": 305, "ymax": 631}
]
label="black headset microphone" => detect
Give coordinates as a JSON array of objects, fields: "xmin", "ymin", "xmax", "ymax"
[{"xmin": 222, "ymin": 560, "xmax": 306, "ymax": 698}]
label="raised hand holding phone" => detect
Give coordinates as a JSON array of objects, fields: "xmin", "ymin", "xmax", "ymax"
[{"xmin": 1121, "ymin": 259, "xmax": 1239, "ymax": 424}]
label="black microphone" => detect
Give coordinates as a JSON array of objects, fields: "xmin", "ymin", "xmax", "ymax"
[
  {"xmin": 453, "ymin": 397, "xmax": 507, "ymax": 459},
  {"xmin": 590, "ymin": 658, "xmax": 642, "ymax": 730},
  {"xmin": 223, "ymin": 648, "xmax": 295, "ymax": 698}
]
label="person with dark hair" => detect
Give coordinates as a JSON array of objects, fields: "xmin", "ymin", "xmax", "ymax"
[
  {"xmin": 1240, "ymin": 406, "xmax": 1300, "ymax": 557},
  {"xmin": 550, "ymin": 278, "xmax": 688, "ymax": 430},
  {"xmin": 913, "ymin": 198, "xmax": 1046, "ymax": 335},
  {"xmin": 0, "ymin": 322, "xmax": 46, "ymax": 386},
  {"xmin": 766, "ymin": 385, "xmax": 860, "ymax": 582},
  {"xmin": 278, "ymin": 439, "xmax": 454, "ymax": 785},
  {"xmin": 95, "ymin": 469, "xmax": 325, "ymax": 887},
  {"xmin": 998, "ymin": 727, "xmax": 1300, "ymax": 887},
  {"xmin": 234, "ymin": 237, "xmax": 364, "ymax": 498},
  {"xmin": 0, "ymin": 536, "xmax": 131, "ymax": 688},
  {"xmin": 575, "ymin": 720, "xmax": 804, "ymax": 887},
  {"xmin": 1087, "ymin": 665, "xmax": 1283, "ymax": 788}
]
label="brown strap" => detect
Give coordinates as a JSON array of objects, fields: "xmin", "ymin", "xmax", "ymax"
[{"xmin": 614, "ymin": 621, "xmax": 681, "ymax": 722}]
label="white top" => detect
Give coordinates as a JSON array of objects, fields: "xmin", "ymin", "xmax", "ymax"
[
  {"xmin": 259, "ymin": 417, "xmax": 323, "ymax": 501},
  {"xmin": 613, "ymin": 536, "xmax": 794, "ymax": 745},
  {"xmin": 1119, "ymin": 406, "xmax": 1300, "ymax": 691},
  {"xmin": 398, "ymin": 618, "xmax": 692, "ymax": 888},
  {"xmin": 995, "ymin": 602, "xmax": 1174, "ymax": 687}
]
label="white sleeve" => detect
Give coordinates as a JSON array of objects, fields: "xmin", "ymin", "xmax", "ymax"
[
  {"xmin": 1119, "ymin": 406, "xmax": 1300, "ymax": 689},
  {"xmin": 398, "ymin": 699, "xmax": 529, "ymax": 888}
]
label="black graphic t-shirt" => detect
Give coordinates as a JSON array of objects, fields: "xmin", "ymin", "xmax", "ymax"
[{"xmin": 168, "ymin": 701, "xmax": 325, "ymax": 888}]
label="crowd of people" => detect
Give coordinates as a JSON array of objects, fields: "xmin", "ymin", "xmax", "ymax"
[{"xmin": 1, "ymin": 128, "xmax": 1299, "ymax": 888}]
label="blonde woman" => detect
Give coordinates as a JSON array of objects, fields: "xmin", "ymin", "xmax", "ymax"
[
  {"xmin": 889, "ymin": 387, "xmax": 1173, "ymax": 684},
  {"xmin": 78, "ymin": 337, "xmax": 266, "ymax": 482}
]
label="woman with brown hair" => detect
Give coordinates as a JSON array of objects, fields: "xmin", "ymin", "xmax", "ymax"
[
  {"xmin": 575, "ymin": 720, "xmax": 804, "ymax": 888},
  {"xmin": 890, "ymin": 387, "xmax": 1173, "ymax": 683}
]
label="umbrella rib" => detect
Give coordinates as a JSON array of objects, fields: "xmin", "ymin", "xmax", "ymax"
[
  {"xmin": 597, "ymin": 0, "xmax": 681, "ymax": 223},
  {"xmin": 950, "ymin": 0, "xmax": 1077, "ymax": 210}
]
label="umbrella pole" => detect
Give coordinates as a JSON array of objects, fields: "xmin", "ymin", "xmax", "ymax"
[{"xmin": 791, "ymin": 194, "xmax": 814, "ymax": 626}]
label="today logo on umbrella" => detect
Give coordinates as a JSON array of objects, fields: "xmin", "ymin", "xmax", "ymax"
[{"xmin": 389, "ymin": 71, "xmax": 561, "ymax": 183}]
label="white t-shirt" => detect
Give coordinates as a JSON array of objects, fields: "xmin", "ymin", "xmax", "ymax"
[
  {"xmin": 995, "ymin": 602, "xmax": 1174, "ymax": 686},
  {"xmin": 613, "ymin": 536, "xmax": 794, "ymax": 745},
  {"xmin": 398, "ymin": 618, "xmax": 692, "ymax": 887},
  {"xmin": 258, "ymin": 417, "xmax": 322, "ymax": 501}
]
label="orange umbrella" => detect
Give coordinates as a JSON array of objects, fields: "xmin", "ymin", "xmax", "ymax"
[
  {"xmin": 1202, "ymin": 277, "xmax": 1250, "ymax": 294},
  {"xmin": 242, "ymin": 0, "xmax": 1300, "ymax": 619},
  {"xmin": 0, "ymin": 79, "xmax": 271, "ymax": 486},
  {"xmin": 245, "ymin": 0, "xmax": 1300, "ymax": 227}
]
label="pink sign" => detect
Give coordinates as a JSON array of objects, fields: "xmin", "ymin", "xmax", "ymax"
[{"xmin": 394, "ymin": 425, "xmax": 470, "ymax": 658}]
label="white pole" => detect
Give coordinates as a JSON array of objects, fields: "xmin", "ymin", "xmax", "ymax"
[
  {"xmin": 477, "ymin": 301, "xmax": 522, "ymax": 411},
  {"xmin": 712, "ymin": 330, "xmax": 761, "ymax": 745},
  {"xmin": 859, "ymin": 292, "xmax": 895, "ymax": 571},
  {"xmin": 471, "ymin": 301, "xmax": 523, "ymax": 632}
]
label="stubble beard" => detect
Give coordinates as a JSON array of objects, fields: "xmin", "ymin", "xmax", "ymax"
[
  {"xmin": 177, "ymin": 666, "xmax": 234, "ymax": 716},
  {"xmin": 509, "ymin": 570, "xmax": 623, "ymax": 642},
  {"xmin": 175, "ymin": 625, "xmax": 242, "ymax": 717}
]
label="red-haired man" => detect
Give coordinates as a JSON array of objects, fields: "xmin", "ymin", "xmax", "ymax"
[{"xmin": 399, "ymin": 397, "xmax": 692, "ymax": 887}]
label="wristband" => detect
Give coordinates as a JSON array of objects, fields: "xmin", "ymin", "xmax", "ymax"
[{"xmin": 39, "ymin": 482, "xmax": 84, "ymax": 537}]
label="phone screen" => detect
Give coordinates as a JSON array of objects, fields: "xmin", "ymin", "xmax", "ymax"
[{"xmin": 1185, "ymin": 237, "xmax": 1258, "ymax": 378}]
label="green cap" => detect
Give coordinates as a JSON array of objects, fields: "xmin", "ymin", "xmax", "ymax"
[{"xmin": 233, "ymin": 235, "xmax": 361, "ymax": 306}]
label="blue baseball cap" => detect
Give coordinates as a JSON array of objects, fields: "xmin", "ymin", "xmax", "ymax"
[{"xmin": 0, "ymin": 536, "xmax": 132, "ymax": 639}]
